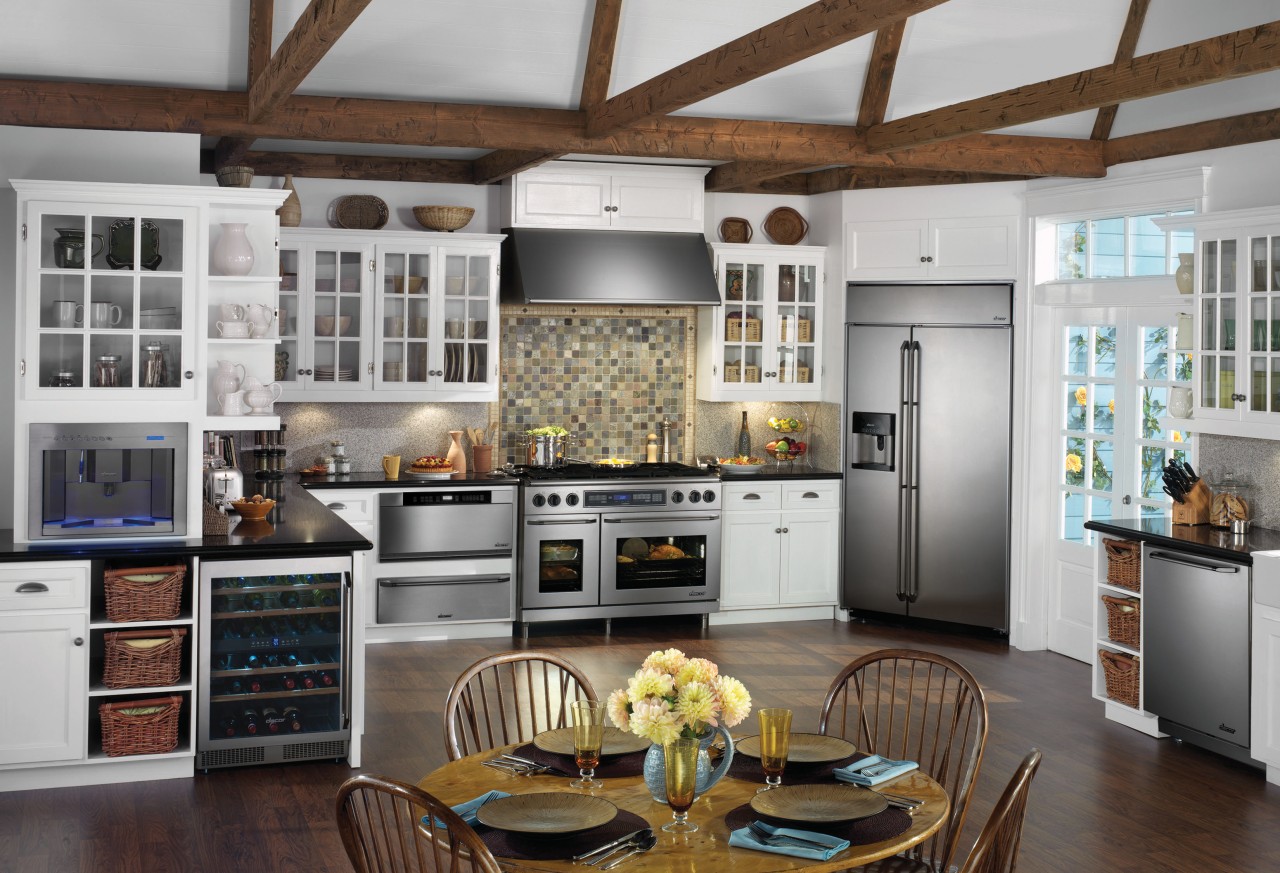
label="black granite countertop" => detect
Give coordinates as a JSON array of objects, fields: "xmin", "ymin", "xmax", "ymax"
[
  {"xmin": 299, "ymin": 471, "xmax": 519, "ymax": 489},
  {"xmin": 1084, "ymin": 516, "xmax": 1280, "ymax": 564},
  {"xmin": 0, "ymin": 480, "xmax": 371, "ymax": 564},
  {"xmin": 718, "ymin": 465, "xmax": 842, "ymax": 481}
]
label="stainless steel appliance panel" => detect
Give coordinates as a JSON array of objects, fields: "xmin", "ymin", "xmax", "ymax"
[
  {"xmin": 377, "ymin": 574, "xmax": 512, "ymax": 623},
  {"xmin": 909, "ymin": 324, "xmax": 1011, "ymax": 629},
  {"xmin": 599, "ymin": 512, "xmax": 720, "ymax": 606},
  {"xmin": 521, "ymin": 516, "xmax": 602, "ymax": 609},
  {"xmin": 378, "ymin": 490, "xmax": 514, "ymax": 561},
  {"xmin": 846, "ymin": 281, "xmax": 1013, "ymax": 326},
  {"xmin": 1143, "ymin": 546, "xmax": 1251, "ymax": 749}
]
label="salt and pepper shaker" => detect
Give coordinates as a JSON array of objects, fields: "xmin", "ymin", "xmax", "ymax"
[
  {"xmin": 645, "ymin": 433, "xmax": 659, "ymax": 463},
  {"xmin": 659, "ymin": 417, "xmax": 675, "ymax": 463}
]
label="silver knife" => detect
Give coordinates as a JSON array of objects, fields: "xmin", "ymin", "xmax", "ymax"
[{"xmin": 571, "ymin": 828, "xmax": 647, "ymax": 862}]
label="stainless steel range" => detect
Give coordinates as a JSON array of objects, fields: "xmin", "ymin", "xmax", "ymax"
[{"xmin": 516, "ymin": 463, "xmax": 721, "ymax": 634}]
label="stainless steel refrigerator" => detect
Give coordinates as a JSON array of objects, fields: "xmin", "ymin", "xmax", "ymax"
[{"xmin": 842, "ymin": 282, "xmax": 1012, "ymax": 632}]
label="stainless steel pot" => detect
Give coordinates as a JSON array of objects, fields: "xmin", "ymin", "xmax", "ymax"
[{"xmin": 526, "ymin": 434, "xmax": 572, "ymax": 466}]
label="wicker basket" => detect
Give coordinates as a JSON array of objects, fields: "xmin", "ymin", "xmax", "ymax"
[
  {"xmin": 780, "ymin": 318, "xmax": 813, "ymax": 343},
  {"xmin": 724, "ymin": 362, "xmax": 761, "ymax": 383},
  {"xmin": 1101, "ymin": 595, "xmax": 1140, "ymax": 648},
  {"xmin": 1099, "ymin": 650, "xmax": 1139, "ymax": 707},
  {"xmin": 1103, "ymin": 539, "xmax": 1141, "ymax": 591},
  {"xmin": 215, "ymin": 165, "xmax": 254, "ymax": 188},
  {"xmin": 99, "ymin": 695, "xmax": 182, "ymax": 757},
  {"xmin": 726, "ymin": 315, "xmax": 762, "ymax": 343},
  {"xmin": 103, "ymin": 565, "xmax": 186, "ymax": 623},
  {"xmin": 103, "ymin": 628, "xmax": 187, "ymax": 689},
  {"xmin": 778, "ymin": 364, "xmax": 812, "ymax": 384},
  {"xmin": 413, "ymin": 205, "xmax": 475, "ymax": 232},
  {"xmin": 332, "ymin": 195, "xmax": 389, "ymax": 230},
  {"xmin": 203, "ymin": 501, "xmax": 229, "ymax": 535}
]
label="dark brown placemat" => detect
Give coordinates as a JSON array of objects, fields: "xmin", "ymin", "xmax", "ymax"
[
  {"xmin": 513, "ymin": 742, "xmax": 648, "ymax": 778},
  {"xmin": 727, "ymin": 750, "xmax": 867, "ymax": 784},
  {"xmin": 476, "ymin": 808, "xmax": 649, "ymax": 860},
  {"xmin": 724, "ymin": 802, "xmax": 911, "ymax": 846}
]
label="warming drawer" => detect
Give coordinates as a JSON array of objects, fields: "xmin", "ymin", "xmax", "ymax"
[{"xmin": 377, "ymin": 574, "xmax": 512, "ymax": 624}]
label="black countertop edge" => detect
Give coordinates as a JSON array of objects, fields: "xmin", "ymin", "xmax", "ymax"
[
  {"xmin": 0, "ymin": 481, "xmax": 371, "ymax": 564},
  {"xmin": 300, "ymin": 468, "xmax": 842, "ymax": 487},
  {"xmin": 724, "ymin": 467, "xmax": 841, "ymax": 481},
  {"xmin": 1084, "ymin": 516, "xmax": 1280, "ymax": 564}
]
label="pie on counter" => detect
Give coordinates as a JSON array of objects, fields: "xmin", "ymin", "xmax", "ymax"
[{"xmin": 409, "ymin": 455, "xmax": 453, "ymax": 473}]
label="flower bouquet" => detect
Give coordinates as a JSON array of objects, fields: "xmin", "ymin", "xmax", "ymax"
[{"xmin": 607, "ymin": 648, "xmax": 751, "ymax": 802}]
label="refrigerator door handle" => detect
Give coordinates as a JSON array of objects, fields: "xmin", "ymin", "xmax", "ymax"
[
  {"xmin": 896, "ymin": 340, "xmax": 912, "ymax": 601},
  {"xmin": 340, "ymin": 569, "xmax": 353, "ymax": 730},
  {"xmin": 906, "ymin": 340, "xmax": 922, "ymax": 603}
]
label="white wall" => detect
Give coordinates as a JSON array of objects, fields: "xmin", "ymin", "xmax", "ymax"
[{"xmin": 0, "ymin": 125, "xmax": 200, "ymax": 530}]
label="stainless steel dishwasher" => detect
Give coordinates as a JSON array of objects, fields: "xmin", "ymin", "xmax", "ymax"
[{"xmin": 1142, "ymin": 544, "xmax": 1256, "ymax": 766}]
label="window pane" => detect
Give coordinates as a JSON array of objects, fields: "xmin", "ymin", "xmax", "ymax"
[
  {"xmin": 1141, "ymin": 386, "xmax": 1167, "ymax": 439},
  {"xmin": 1140, "ymin": 446, "xmax": 1166, "ymax": 498},
  {"xmin": 1057, "ymin": 222, "xmax": 1086, "ymax": 279},
  {"xmin": 1091, "ymin": 439, "xmax": 1114, "ymax": 492},
  {"xmin": 1130, "ymin": 214, "xmax": 1167, "ymax": 276},
  {"xmin": 1067, "ymin": 383, "xmax": 1087, "ymax": 431},
  {"xmin": 1092, "ymin": 217, "xmax": 1125, "ymax": 278},
  {"xmin": 1065, "ymin": 437, "xmax": 1086, "ymax": 485},
  {"xmin": 1066, "ymin": 326, "xmax": 1088, "ymax": 375},
  {"xmin": 1142, "ymin": 326, "xmax": 1169, "ymax": 379},
  {"xmin": 1174, "ymin": 351, "xmax": 1192, "ymax": 383},
  {"xmin": 1094, "ymin": 327, "xmax": 1117, "ymax": 377},
  {"xmin": 1062, "ymin": 492, "xmax": 1085, "ymax": 543},
  {"xmin": 1093, "ymin": 384, "xmax": 1115, "ymax": 434}
]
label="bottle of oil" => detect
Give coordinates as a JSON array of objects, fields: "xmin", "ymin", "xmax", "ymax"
[{"xmin": 736, "ymin": 411, "xmax": 751, "ymax": 457}]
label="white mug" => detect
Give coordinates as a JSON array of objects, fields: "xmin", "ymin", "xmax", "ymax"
[
  {"xmin": 220, "ymin": 302, "xmax": 246, "ymax": 322},
  {"xmin": 91, "ymin": 302, "xmax": 123, "ymax": 329},
  {"xmin": 218, "ymin": 391, "xmax": 246, "ymax": 415},
  {"xmin": 217, "ymin": 321, "xmax": 252, "ymax": 338},
  {"xmin": 54, "ymin": 300, "xmax": 84, "ymax": 328}
]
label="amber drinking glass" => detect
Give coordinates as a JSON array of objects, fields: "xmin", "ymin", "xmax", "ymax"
[
  {"xmin": 757, "ymin": 707, "xmax": 793, "ymax": 792},
  {"xmin": 663, "ymin": 737, "xmax": 700, "ymax": 833},
  {"xmin": 570, "ymin": 700, "xmax": 606, "ymax": 789}
]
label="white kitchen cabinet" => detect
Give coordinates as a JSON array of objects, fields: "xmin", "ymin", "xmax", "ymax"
[
  {"xmin": 1252, "ymin": 550, "xmax": 1280, "ymax": 785},
  {"xmin": 506, "ymin": 161, "xmax": 706, "ymax": 232},
  {"xmin": 0, "ymin": 562, "xmax": 89, "ymax": 767},
  {"xmin": 1155, "ymin": 209, "xmax": 1280, "ymax": 438},
  {"xmin": 279, "ymin": 229, "xmax": 502, "ymax": 403},
  {"xmin": 697, "ymin": 244, "xmax": 825, "ymax": 401},
  {"xmin": 844, "ymin": 216, "xmax": 1018, "ymax": 280},
  {"xmin": 715, "ymin": 481, "xmax": 839, "ymax": 621}
]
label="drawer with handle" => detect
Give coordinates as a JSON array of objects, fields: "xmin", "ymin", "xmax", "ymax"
[
  {"xmin": 376, "ymin": 574, "xmax": 512, "ymax": 624},
  {"xmin": 783, "ymin": 481, "xmax": 839, "ymax": 510},
  {"xmin": 0, "ymin": 563, "xmax": 90, "ymax": 611},
  {"xmin": 320, "ymin": 491, "xmax": 377, "ymax": 525},
  {"xmin": 722, "ymin": 483, "xmax": 782, "ymax": 511}
]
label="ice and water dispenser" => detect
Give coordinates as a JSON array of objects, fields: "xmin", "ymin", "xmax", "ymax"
[{"xmin": 848, "ymin": 412, "xmax": 895, "ymax": 471}]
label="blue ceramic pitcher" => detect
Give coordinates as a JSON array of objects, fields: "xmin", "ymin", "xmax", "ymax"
[{"xmin": 642, "ymin": 724, "xmax": 735, "ymax": 803}]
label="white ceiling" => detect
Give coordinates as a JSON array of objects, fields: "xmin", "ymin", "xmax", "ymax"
[{"xmin": 4, "ymin": 0, "xmax": 1280, "ymax": 166}]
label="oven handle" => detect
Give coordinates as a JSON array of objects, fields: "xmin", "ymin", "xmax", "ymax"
[
  {"xmin": 603, "ymin": 515, "xmax": 720, "ymax": 523},
  {"xmin": 527, "ymin": 518, "xmax": 598, "ymax": 526},
  {"xmin": 378, "ymin": 574, "xmax": 511, "ymax": 587}
]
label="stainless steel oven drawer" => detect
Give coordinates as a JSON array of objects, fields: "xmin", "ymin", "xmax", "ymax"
[
  {"xmin": 377, "ymin": 574, "xmax": 512, "ymax": 624},
  {"xmin": 378, "ymin": 491, "xmax": 514, "ymax": 561}
]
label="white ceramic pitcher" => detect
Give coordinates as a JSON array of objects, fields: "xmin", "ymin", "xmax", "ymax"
[
  {"xmin": 246, "ymin": 303, "xmax": 275, "ymax": 336},
  {"xmin": 244, "ymin": 381, "xmax": 283, "ymax": 415},
  {"xmin": 213, "ymin": 360, "xmax": 245, "ymax": 397}
]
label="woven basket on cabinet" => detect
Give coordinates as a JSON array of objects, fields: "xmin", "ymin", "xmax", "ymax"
[
  {"xmin": 1101, "ymin": 595, "xmax": 1140, "ymax": 648},
  {"xmin": 726, "ymin": 315, "xmax": 762, "ymax": 343},
  {"xmin": 98, "ymin": 695, "xmax": 183, "ymax": 757},
  {"xmin": 102, "ymin": 628, "xmax": 187, "ymax": 689},
  {"xmin": 103, "ymin": 565, "xmax": 186, "ymax": 622},
  {"xmin": 1103, "ymin": 539, "xmax": 1141, "ymax": 591},
  {"xmin": 1099, "ymin": 650, "xmax": 1139, "ymax": 707}
]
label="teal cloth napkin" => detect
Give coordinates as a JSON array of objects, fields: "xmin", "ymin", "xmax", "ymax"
[
  {"xmin": 424, "ymin": 790, "xmax": 511, "ymax": 828},
  {"xmin": 728, "ymin": 821, "xmax": 850, "ymax": 860},
  {"xmin": 833, "ymin": 755, "xmax": 918, "ymax": 787}
]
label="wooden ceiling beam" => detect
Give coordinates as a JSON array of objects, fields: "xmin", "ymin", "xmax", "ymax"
[
  {"xmin": 803, "ymin": 167, "xmax": 1033, "ymax": 195},
  {"xmin": 0, "ymin": 78, "xmax": 1103, "ymax": 178},
  {"xmin": 705, "ymin": 161, "xmax": 828, "ymax": 193},
  {"xmin": 867, "ymin": 19, "xmax": 1280, "ymax": 153},
  {"xmin": 585, "ymin": 0, "xmax": 948, "ymax": 139},
  {"xmin": 247, "ymin": 0, "xmax": 373, "ymax": 123},
  {"xmin": 213, "ymin": 0, "xmax": 275, "ymax": 169},
  {"xmin": 1091, "ymin": 0, "xmax": 1150, "ymax": 141},
  {"xmin": 472, "ymin": 150, "xmax": 561, "ymax": 185},
  {"xmin": 1103, "ymin": 107, "xmax": 1280, "ymax": 165},
  {"xmin": 240, "ymin": 150, "xmax": 475, "ymax": 184},
  {"xmin": 858, "ymin": 19, "xmax": 907, "ymax": 127}
]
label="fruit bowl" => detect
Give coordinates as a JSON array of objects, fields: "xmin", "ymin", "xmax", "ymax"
[
  {"xmin": 764, "ymin": 437, "xmax": 807, "ymax": 460},
  {"xmin": 767, "ymin": 416, "xmax": 806, "ymax": 434},
  {"xmin": 230, "ymin": 497, "xmax": 275, "ymax": 521}
]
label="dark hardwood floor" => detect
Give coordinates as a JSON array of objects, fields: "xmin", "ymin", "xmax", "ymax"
[{"xmin": 2, "ymin": 616, "xmax": 1277, "ymax": 872}]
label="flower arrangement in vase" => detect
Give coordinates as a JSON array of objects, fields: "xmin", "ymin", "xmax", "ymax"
[{"xmin": 607, "ymin": 648, "xmax": 751, "ymax": 802}]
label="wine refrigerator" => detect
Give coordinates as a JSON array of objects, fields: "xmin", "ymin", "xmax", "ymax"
[{"xmin": 197, "ymin": 555, "xmax": 352, "ymax": 769}]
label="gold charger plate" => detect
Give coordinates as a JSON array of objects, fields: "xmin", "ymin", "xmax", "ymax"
[
  {"xmin": 735, "ymin": 732, "xmax": 856, "ymax": 764},
  {"xmin": 475, "ymin": 792, "xmax": 617, "ymax": 835},
  {"xmin": 750, "ymin": 783, "xmax": 888, "ymax": 824},
  {"xmin": 533, "ymin": 726, "xmax": 650, "ymax": 757}
]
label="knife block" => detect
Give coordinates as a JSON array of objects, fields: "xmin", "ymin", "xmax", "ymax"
[{"xmin": 1172, "ymin": 480, "xmax": 1211, "ymax": 525}]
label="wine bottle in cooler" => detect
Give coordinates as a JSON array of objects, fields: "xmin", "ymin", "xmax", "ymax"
[
  {"xmin": 283, "ymin": 706, "xmax": 304, "ymax": 733},
  {"xmin": 217, "ymin": 714, "xmax": 239, "ymax": 737},
  {"xmin": 262, "ymin": 706, "xmax": 285, "ymax": 734},
  {"xmin": 241, "ymin": 708, "xmax": 260, "ymax": 736}
]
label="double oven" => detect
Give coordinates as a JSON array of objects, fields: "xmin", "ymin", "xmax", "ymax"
[{"xmin": 517, "ymin": 463, "xmax": 721, "ymax": 631}]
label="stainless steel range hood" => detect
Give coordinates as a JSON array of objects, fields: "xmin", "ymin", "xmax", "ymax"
[{"xmin": 500, "ymin": 228, "xmax": 721, "ymax": 306}]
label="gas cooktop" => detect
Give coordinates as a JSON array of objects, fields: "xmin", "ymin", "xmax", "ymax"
[{"xmin": 510, "ymin": 462, "xmax": 714, "ymax": 481}]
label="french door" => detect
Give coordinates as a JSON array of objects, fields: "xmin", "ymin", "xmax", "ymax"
[{"xmin": 1045, "ymin": 304, "xmax": 1194, "ymax": 662}]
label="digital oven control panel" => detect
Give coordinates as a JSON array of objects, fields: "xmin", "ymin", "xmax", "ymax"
[
  {"xmin": 585, "ymin": 489, "xmax": 666, "ymax": 509},
  {"xmin": 523, "ymin": 482, "xmax": 720, "ymax": 513}
]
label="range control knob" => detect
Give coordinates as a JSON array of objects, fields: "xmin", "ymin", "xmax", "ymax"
[
  {"xmin": 671, "ymin": 490, "xmax": 685, "ymax": 504},
  {"xmin": 565, "ymin": 493, "xmax": 580, "ymax": 507},
  {"xmin": 702, "ymin": 490, "xmax": 717, "ymax": 504},
  {"xmin": 688, "ymin": 490, "xmax": 702, "ymax": 504},
  {"xmin": 547, "ymin": 494, "xmax": 562, "ymax": 507},
  {"xmin": 531, "ymin": 494, "xmax": 546, "ymax": 508}
]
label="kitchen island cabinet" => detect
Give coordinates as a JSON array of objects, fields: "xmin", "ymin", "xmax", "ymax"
[{"xmin": 1251, "ymin": 551, "xmax": 1280, "ymax": 786}]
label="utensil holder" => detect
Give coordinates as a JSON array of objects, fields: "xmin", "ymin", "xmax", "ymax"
[{"xmin": 1171, "ymin": 480, "xmax": 1211, "ymax": 526}]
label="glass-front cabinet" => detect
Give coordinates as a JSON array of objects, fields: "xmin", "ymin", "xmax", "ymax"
[
  {"xmin": 20, "ymin": 197, "xmax": 197, "ymax": 400},
  {"xmin": 697, "ymin": 243, "xmax": 824, "ymax": 401},
  {"xmin": 279, "ymin": 229, "xmax": 501, "ymax": 402}
]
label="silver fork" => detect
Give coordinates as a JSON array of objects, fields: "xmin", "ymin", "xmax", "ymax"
[
  {"xmin": 857, "ymin": 761, "xmax": 896, "ymax": 777},
  {"xmin": 747, "ymin": 821, "xmax": 834, "ymax": 850}
]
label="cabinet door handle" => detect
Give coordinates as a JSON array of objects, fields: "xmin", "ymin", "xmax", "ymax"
[
  {"xmin": 743, "ymin": 493, "xmax": 762, "ymax": 500},
  {"xmin": 74, "ymin": 637, "xmax": 84, "ymax": 647},
  {"xmin": 16, "ymin": 582, "xmax": 49, "ymax": 593},
  {"xmin": 306, "ymin": 368, "xmax": 314, "ymax": 376},
  {"xmin": 802, "ymin": 491, "xmax": 820, "ymax": 499},
  {"xmin": 775, "ymin": 528, "xmax": 782, "ymax": 534},
  {"xmin": 919, "ymin": 256, "xmax": 928, "ymax": 263},
  {"xmin": 183, "ymin": 370, "xmax": 194, "ymax": 380},
  {"xmin": 326, "ymin": 502, "xmax": 348, "ymax": 511}
]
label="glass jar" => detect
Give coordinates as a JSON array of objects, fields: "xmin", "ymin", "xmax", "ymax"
[
  {"xmin": 335, "ymin": 457, "xmax": 351, "ymax": 475},
  {"xmin": 1210, "ymin": 471, "xmax": 1252, "ymax": 528},
  {"xmin": 141, "ymin": 341, "xmax": 170, "ymax": 388},
  {"xmin": 93, "ymin": 354, "xmax": 121, "ymax": 388},
  {"xmin": 52, "ymin": 370, "xmax": 76, "ymax": 388}
]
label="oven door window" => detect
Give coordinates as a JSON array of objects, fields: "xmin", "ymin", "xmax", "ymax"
[
  {"xmin": 537, "ymin": 540, "xmax": 586, "ymax": 594},
  {"xmin": 614, "ymin": 535, "xmax": 709, "ymax": 590}
]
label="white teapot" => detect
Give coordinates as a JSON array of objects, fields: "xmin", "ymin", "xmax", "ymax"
[
  {"xmin": 245, "ymin": 380, "xmax": 283, "ymax": 415},
  {"xmin": 246, "ymin": 303, "xmax": 275, "ymax": 337}
]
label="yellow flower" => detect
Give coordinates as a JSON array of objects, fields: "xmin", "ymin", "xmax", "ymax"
[
  {"xmin": 1108, "ymin": 399, "xmax": 1115, "ymax": 414},
  {"xmin": 629, "ymin": 699, "xmax": 681, "ymax": 746},
  {"xmin": 674, "ymin": 682, "xmax": 716, "ymax": 727},
  {"xmin": 1172, "ymin": 432, "xmax": 1184, "ymax": 443},
  {"xmin": 676, "ymin": 658, "xmax": 718, "ymax": 687},
  {"xmin": 1074, "ymin": 386, "xmax": 1088, "ymax": 406},
  {"xmin": 642, "ymin": 648, "xmax": 687, "ymax": 675},
  {"xmin": 609, "ymin": 651, "xmax": 752, "ymax": 740},
  {"xmin": 715, "ymin": 676, "xmax": 752, "ymax": 728},
  {"xmin": 607, "ymin": 688, "xmax": 630, "ymax": 730},
  {"xmin": 1065, "ymin": 453, "xmax": 1083, "ymax": 474}
]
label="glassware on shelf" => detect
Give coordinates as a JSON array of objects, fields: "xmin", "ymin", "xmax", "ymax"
[
  {"xmin": 93, "ymin": 354, "xmax": 122, "ymax": 387},
  {"xmin": 141, "ymin": 341, "xmax": 170, "ymax": 388}
]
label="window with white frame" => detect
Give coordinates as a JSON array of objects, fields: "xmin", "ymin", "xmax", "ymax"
[{"xmin": 1056, "ymin": 210, "xmax": 1195, "ymax": 280}]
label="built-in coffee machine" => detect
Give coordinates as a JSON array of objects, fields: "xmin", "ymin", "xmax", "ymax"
[{"xmin": 28, "ymin": 422, "xmax": 188, "ymax": 540}]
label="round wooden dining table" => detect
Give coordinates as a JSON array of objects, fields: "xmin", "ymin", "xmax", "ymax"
[{"xmin": 418, "ymin": 743, "xmax": 949, "ymax": 873}]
